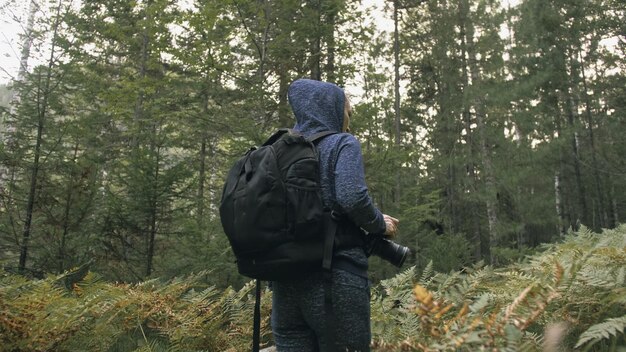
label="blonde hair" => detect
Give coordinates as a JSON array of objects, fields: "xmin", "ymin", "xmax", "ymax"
[{"xmin": 343, "ymin": 92, "xmax": 352, "ymax": 132}]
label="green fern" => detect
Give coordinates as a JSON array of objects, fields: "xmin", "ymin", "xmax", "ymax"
[
  {"xmin": 469, "ymin": 293, "xmax": 493, "ymax": 313},
  {"xmin": 370, "ymin": 225, "xmax": 626, "ymax": 351},
  {"xmin": 576, "ymin": 315, "xmax": 626, "ymax": 349},
  {"xmin": 419, "ymin": 261, "xmax": 434, "ymax": 286},
  {"xmin": 2, "ymin": 226, "xmax": 625, "ymax": 351}
]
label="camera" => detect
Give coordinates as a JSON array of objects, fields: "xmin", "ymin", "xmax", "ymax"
[{"xmin": 364, "ymin": 235, "xmax": 410, "ymax": 268}]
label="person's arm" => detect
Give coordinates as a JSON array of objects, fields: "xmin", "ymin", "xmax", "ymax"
[{"xmin": 334, "ymin": 135, "xmax": 387, "ymax": 234}]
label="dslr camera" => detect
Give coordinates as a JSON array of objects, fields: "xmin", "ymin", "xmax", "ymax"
[{"xmin": 364, "ymin": 234, "xmax": 410, "ymax": 268}]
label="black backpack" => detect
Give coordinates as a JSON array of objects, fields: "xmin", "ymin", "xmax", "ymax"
[
  {"xmin": 219, "ymin": 128, "xmax": 344, "ymax": 352},
  {"xmin": 219, "ymin": 128, "xmax": 337, "ymax": 281}
]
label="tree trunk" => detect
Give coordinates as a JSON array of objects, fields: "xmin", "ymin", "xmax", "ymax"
[
  {"xmin": 553, "ymin": 93, "xmax": 576, "ymax": 230},
  {"xmin": 436, "ymin": 82, "xmax": 459, "ymax": 235},
  {"xmin": 59, "ymin": 142, "xmax": 80, "ymax": 273},
  {"xmin": 462, "ymin": 0, "xmax": 498, "ymax": 263},
  {"xmin": 17, "ymin": 1, "xmax": 38, "ymax": 82},
  {"xmin": 555, "ymin": 171, "xmax": 565, "ymax": 236},
  {"xmin": 132, "ymin": 25, "xmax": 149, "ymax": 150},
  {"xmin": 578, "ymin": 50, "xmax": 606, "ymax": 229},
  {"xmin": 309, "ymin": 0, "xmax": 322, "ymax": 80},
  {"xmin": 393, "ymin": 0, "xmax": 401, "ymax": 147},
  {"xmin": 325, "ymin": 3, "xmax": 336, "ymax": 82},
  {"xmin": 477, "ymin": 108, "xmax": 498, "ymax": 264},
  {"xmin": 1, "ymin": 0, "xmax": 38, "ymax": 186},
  {"xmin": 18, "ymin": 109, "xmax": 44, "ymax": 274},
  {"xmin": 18, "ymin": 0, "xmax": 63, "ymax": 274},
  {"xmin": 197, "ymin": 87, "xmax": 209, "ymax": 228},
  {"xmin": 610, "ymin": 183, "xmax": 619, "ymax": 226},
  {"xmin": 198, "ymin": 137, "xmax": 207, "ymax": 225},
  {"xmin": 392, "ymin": 0, "xmax": 402, "ymax": 204},
  {"xmin": 564, "ymin": 89, "xmax": 588, "ymax": 228},
  {"xmin": 446, "ymin": 164, "xmax": 459, "ymax": 234},
  {"xmin": 146, "ymin": 146, "xmax": 160, "ymax": 277},
  {"xmin": 458, "ymin": 5, "xmax": 483, "ymax": 260},
  {"xmin": 277, "ymin": 66, "xmax": 291, "ymax": 126}
]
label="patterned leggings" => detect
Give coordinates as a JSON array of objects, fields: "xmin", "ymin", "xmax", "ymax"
[{"xmin": 271, "ymin": 269, "xmax": 371, "ymax": 352}]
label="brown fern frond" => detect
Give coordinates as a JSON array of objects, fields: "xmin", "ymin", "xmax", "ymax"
[
  {"xmin": 504, "ymin": 283, "xmax": 535, "ymax": 322},
  {"xmin": 434, "ymin": 303, "xmax": 454, "ymax": 320},
  {"xmin": 553, "ymin": 262, "xmax": 564, "ymax": 286},
  {"xmin": 443, "ymin": 302, "xmax": 469, "ymax": 333},
  {"xmin": 518, "ymin": 290, "xmax": 560, "ymax": 331}
]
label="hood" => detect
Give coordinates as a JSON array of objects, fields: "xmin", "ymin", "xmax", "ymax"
[{"xmin": 288, "ymin": 79, "xmax": 345, "ymax": 135}]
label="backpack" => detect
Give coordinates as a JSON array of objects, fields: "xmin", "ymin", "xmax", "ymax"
[
  {"xmin": 220, "ymin": 128, "xmax": 346, "ymax": 352},
  {"xmin": 219, "ymin": 128, "xmax": 337, "ymax": 281}
]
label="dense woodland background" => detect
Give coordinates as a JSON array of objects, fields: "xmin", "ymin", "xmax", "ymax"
[
  {"xmin": 0, "ymin": 0, "xmax": 624, "ymax": 300},
  {"xmin": 0, "ymin": 0, "xmax": 625, "ymax": 350}
]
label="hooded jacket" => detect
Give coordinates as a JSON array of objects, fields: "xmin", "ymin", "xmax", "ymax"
[{"xmin": 288, "ymin": 79, "xmax": 386, "ymax": 276}]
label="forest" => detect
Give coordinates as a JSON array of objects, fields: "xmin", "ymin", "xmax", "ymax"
[{"xmin": 0, "ymin": 0, "xmax": 624, "ymax": 350}]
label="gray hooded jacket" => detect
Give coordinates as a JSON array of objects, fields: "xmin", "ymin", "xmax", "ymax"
[{"xmin": 288, "ymin": 79, "xmax": 386, "ymax": 276}]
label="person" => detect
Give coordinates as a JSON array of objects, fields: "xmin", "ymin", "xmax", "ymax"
[{"xmin": 271, "ymin": 79, "xmax": 399, "ymax": 352}]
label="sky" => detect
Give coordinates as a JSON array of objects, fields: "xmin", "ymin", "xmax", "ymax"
[{"xmin": 0, "ymin": 1, "xmax": 30, "ymax": 84}]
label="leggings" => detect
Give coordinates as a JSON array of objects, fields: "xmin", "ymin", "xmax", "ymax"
[{"xmin": 271, "ymin": 269, "xmax": 371, "ymax": 352}]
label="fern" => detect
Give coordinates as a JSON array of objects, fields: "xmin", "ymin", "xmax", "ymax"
[
  {"xmin": 575, "ymin": 315, "xmax": 626, "ymax": 348},
  {"xmin": 0, "ymin": 269, "xmax": 274, "ymax": 351},
  {"xmin": 380, "ymin": 265, "xmax": 416, "ymax": 293},
  {"xmin": 469, "ymin": 293, "xmax": 493, "ymax": 313},
  {"xmin": 369, "ymin": 225, "xmax": 626, "ymax": 351},
  {"xmin": 2, "ymin": 226, "xmax": 625, "ymax": 351},
  {"xmin": 419, "ymin": 261, "xmax": 434, "ymax": 286}
]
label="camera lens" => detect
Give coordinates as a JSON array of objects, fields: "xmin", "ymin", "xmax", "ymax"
[{"xmin": 370, "ymin": 237, "xmax": 410, "ymax": 268}]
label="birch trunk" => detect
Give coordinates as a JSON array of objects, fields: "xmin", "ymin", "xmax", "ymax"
[
  {"xmin": 16, "ymin": 1, "xmax": 38, "ymax": 83},
  {"xmin": 555, "ymin": 172, "xmax": 565, "ymax": 236},
  {"xmin": 1, "ymin": 0, "xmax": 38, "ymax": 185},
  {"xmin": 392, "ymin": 0, "xmax": 402, "ymax": 204}
]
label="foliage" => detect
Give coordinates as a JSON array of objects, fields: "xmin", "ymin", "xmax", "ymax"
[
  {"xmin": 0, "ymin": 2, "xmax": 623, "ymax": 351},
  {"xmin": 1, "ymin": 226, "xmax": 624, "ymax": 351},
  {"xmin": 371, "ymin": 225, "xmax": 626, "ymax": 351},
  {"xmin": 1, "ymin": 0, "xmax": 625, "ymax": 290},
  {"xmin": 0, "ymin": 268, "xmax": 273, "ymax": 352}
]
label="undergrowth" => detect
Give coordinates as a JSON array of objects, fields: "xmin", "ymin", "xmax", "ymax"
[
  {"xmin": 371, "ymin": 225, "xmax": 626, "ymax": 351},
  {"xmin": 1, "ymin": 226, "xmax": 624, "ymax": 351}
]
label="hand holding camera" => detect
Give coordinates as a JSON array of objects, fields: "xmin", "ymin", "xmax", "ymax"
[
  {"xmin": 364, "ymin": 214, "xmax": 410, "ymax": 268},
  {"xmin": 383, "ymin": 214, "xmax": 399, "ymax": 238}
]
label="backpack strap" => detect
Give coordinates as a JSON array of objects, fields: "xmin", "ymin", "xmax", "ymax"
[
  {"xmin": 261, "ymin": 128, "xmax": 290, "ymax": 146},
  {"xmin": 307, "ymin": 130, "xmax": 336, "ymax": 143},
  {"xmin": 263, "ymin": 129, "xmax": 336, "ymax": 146},
  {"xmin": 307, "ymin": 130, "xmax": 338, "ymax": 351}
]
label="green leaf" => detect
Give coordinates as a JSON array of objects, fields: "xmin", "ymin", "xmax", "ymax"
[{"xmin": 575, "ymin": 315, "xmax": 626, "ymax": 348}]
